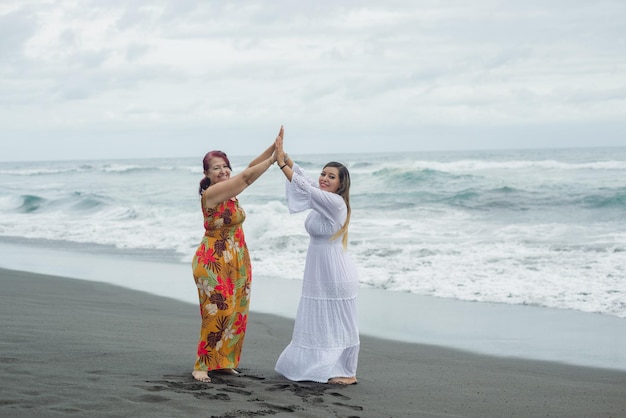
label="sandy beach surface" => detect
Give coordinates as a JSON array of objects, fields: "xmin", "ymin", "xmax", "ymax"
[{"xmin": 1, "ymin": 267, "xmax": 625, "ymax": 417}]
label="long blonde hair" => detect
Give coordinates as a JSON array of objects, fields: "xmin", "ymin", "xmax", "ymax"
[{"xmin": 325, "ymin": 162, "xmax": 351, "ymax": 249}]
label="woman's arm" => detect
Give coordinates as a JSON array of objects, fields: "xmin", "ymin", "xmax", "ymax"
[{"xmin": 203, "ymin": 127, "xmax": 281, "ymax": 208}]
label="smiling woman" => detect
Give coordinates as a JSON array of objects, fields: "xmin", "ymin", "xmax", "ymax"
[
  {"xmin": 190, "ymin": 126, "xmax": 282, "ymax": 383},
  {"xmin": 271, "ymin": 135, "xmax": 360, "ymax": 385}
]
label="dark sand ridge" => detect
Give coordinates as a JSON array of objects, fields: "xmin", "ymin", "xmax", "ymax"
[{"xmin": 1, "ymin": 267, "xmax": 625, "ymax": 417}]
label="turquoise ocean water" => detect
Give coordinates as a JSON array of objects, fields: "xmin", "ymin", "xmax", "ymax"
[{"xmin": 1, "ymin": 147, "xmax": 625, "ymax": 318}]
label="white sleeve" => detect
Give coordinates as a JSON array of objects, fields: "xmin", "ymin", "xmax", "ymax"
[{"xmin": 285, "ymin": 163, "xmax": 316, "ymax": 213}]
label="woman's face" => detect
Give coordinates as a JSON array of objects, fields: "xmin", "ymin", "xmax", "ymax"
[
  {"xmin": 204, "ymin": 157, "xmax": 231, "ymax": 185},
  {"xmin": 319, "ymin": 166, "xmax": 340, "ymax": 193}
]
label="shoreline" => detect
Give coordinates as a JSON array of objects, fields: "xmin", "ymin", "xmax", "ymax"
[
  {"xmin": 1, "ymin": 241, "xmax": 626, "ymax": 372},
  {"xmin": 1, "ymin": 267, "xmax": 625, "ymax": 417}
]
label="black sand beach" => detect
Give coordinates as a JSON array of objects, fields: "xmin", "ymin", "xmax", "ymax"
[{"xmin": 1, "ymin": 267, "xmax": 625, "ymax": 417}]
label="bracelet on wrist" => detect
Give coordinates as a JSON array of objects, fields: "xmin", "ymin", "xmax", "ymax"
[{"xmin": 279, "ymin": 163, "xmax": 288, "ymax": 169}]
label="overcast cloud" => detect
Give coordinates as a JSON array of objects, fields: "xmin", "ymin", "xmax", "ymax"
[{"xmin": 1, "ymin": 0, "xmax": 625, "ymax": 161}]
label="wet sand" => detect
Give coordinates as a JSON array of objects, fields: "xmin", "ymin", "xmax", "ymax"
[{"xmin": 1, "ymin": 267, "xmax": 625, "ymax": 417}]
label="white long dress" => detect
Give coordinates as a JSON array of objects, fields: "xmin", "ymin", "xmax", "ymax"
[{"xmin": 274, "ymin": 163, "xmax": 360, "ymax": 382}]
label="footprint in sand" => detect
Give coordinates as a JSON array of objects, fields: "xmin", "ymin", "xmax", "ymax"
[{"xmin": 332, "ymin": 402, "xmax": 364, "ymax": 411}]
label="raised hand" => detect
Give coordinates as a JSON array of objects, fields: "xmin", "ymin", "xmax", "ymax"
[{"xmin": 275, "ymin": 126, "xmax": 285, "ymax": 162}]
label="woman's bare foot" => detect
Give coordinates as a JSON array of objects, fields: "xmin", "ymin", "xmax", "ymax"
[
  {"xmin": 328, "ymin": 376, "xmax": 357, "ymax": 385},
  {"xmin": 192, "ymin": 371, "xmax": 211, "ymax": 383}
]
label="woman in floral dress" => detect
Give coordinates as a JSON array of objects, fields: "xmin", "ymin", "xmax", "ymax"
[
  {"xmin": 191, "ymin": 126, "xmax": 282, "ymax": 383},
  {"xmin": 273, "ymin": 135, "xmax": 360, "ymax": 385}
]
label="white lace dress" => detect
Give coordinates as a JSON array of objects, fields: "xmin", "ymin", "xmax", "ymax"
[{"xmin": 274, "ymin": 163, "xmax": 360, "ymax": 382}]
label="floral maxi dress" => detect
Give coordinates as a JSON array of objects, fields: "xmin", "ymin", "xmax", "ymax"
[{"xmin": 192, "ymin": 198, "xmax": 252, "ymax": 372}]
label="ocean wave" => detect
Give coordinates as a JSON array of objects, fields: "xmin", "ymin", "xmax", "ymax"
[
  {"xmin": 2, "ymin": 149, "xmax": 625, "ymax": 319},
  {"xmin": 18, "ymin": 194, "xmax": 47, "ymax": 213},
  {"xmin": 5, "ymin": 192, "xmax": 113, "ymax": 214},
  {"xmin": 0, "ymin": 166, "xmax": 94, "ymax": 176},
  {"xmin": 368, "ymin": 166, "xmax": 476, "ymax": 188},
  {"xmin": 439, "ymin": 187, "xmax": 542, "ymax": 211},
  {"xmin": 408, "ymin": 159, "xmax": 626, "ymax": 172},
  {"xmin": 66, "ymin": 192, "xmax": 112, "ymax": 212},
  {"xmin": 0, "ymin": 161, "xmax": 199, "ymax": 177},
  {"xmin": 101, "ymin": 163, "xmax": 192, "ymax": 174},
  {"xmin": 581, "ymin": 188, "xmax": 626, "ymax": 209}
]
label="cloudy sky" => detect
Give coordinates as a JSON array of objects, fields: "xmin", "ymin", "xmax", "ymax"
[{"xmin": 1, "ymin": 0, "xmax": 625, "ymax": 162}]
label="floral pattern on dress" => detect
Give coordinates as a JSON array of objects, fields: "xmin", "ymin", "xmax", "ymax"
[{"xmin": 192, "ymin": 198, "xmax": 251, "ymax": 371}]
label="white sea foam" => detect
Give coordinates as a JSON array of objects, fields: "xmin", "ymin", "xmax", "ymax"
[{"xmin": 1, "ymin": 148, "xmax": 625, "ymax": 318}]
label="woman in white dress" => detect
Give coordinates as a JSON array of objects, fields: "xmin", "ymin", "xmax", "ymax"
[{"xmin": 273, "ymin": 135, "xmax": 360, "ymax": 385}]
